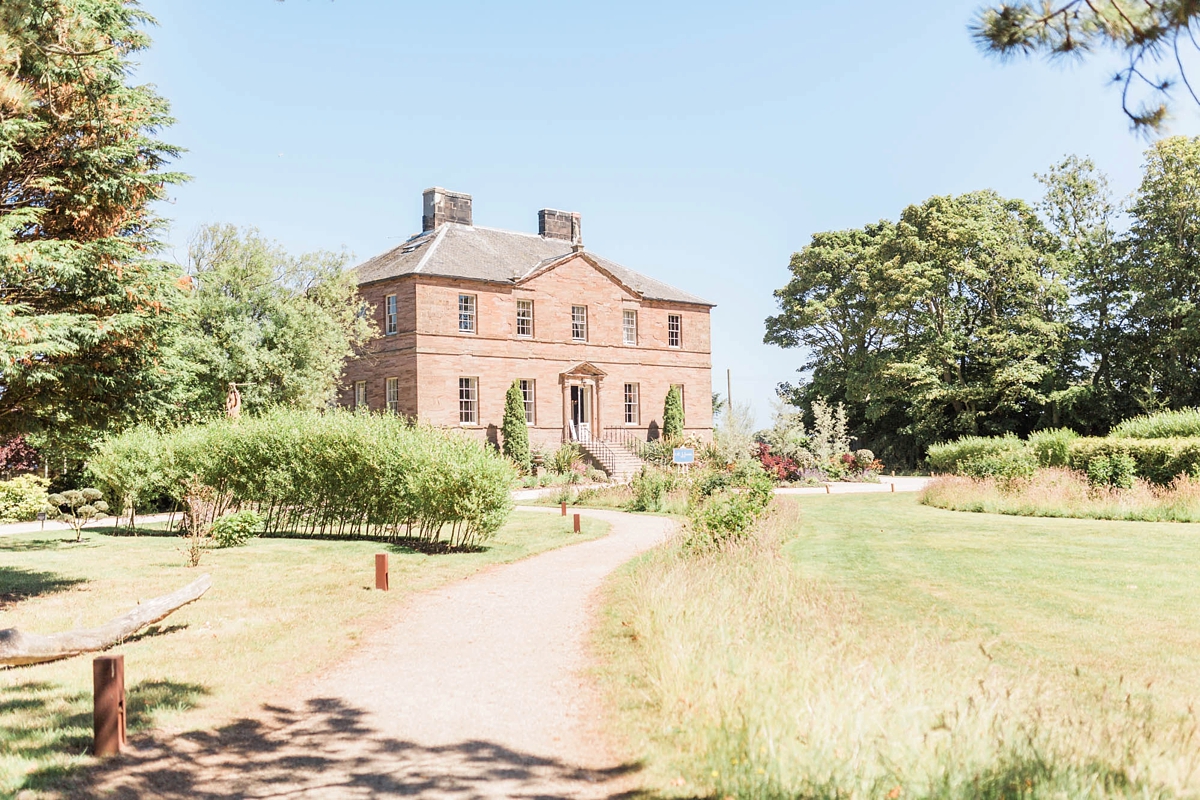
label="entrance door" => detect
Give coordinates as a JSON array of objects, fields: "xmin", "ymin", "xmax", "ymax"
[{"xmin": 571, "ymin": 385, "xmax": 592, "ymax": 441}]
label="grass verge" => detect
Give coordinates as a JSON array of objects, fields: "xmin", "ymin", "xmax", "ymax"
[
  {"xmin": 923, "ymin": 468, "xmax": 1200, "ymax": 522},
  {"xmin": 597, "ymin": 494, "xmax": 1200, "ymax": 799},
  {"xmin": 0, "ymin": 511, "xmax": 607, "ymax": 797}
]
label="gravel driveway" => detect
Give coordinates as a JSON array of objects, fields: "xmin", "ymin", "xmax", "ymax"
[{"xmin": 74, "ymin": 508, "xmax": 672, "ymax": 799}]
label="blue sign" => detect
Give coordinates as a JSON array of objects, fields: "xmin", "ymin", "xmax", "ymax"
[{"xmin": 672, "ymin": 447, "xmax": 695, "ymax": 465}]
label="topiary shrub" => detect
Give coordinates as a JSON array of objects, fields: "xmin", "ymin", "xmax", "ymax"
[
  {"xmin": 501, "ymin": 380, "xmax": 531, "ymax": 473},
  {"xmin": 662, "ymin": 386, "xmax": 684, "ymax": 441},
  {"xmin": 46, "ymin": 488, "xmax": 109, "ymax": 541},
  {"xmin": 211, "ymin": 509, "xmax": 263, "ymax": 548}
]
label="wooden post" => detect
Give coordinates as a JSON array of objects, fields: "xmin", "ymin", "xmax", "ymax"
[
  {"xmin": 375, "ymin": 553, "xmax": 389, "ymax": 591},
  {"xmin": 573, "ymin": 513, "xmax": 581, "ymax": 533},
  {"xmin": 825, "ymin": 485, "xmax": 830, "ymax": 494},
  {"xmin": 561, "ymin": 501, "xmax": 567, "ymax": 516},
  {"xmin": 93, "ymin": 655, "xmax": 126, "ymax": 756},
  {"xmin": 891, "ymin": 482, "xmax": 895, "ymax": 493}
]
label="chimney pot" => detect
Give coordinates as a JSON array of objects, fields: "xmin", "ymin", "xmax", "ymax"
[
  {"xmin": 538, "ymin": 208, "xmax": 581, "ymax": 244},
  {"xmin": 423, "ymin": 187, "xmax": 472, "ymax": 231}
]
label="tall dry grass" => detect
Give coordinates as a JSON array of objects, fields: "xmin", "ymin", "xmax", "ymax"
[
  {"xmin": 600, "ymin": 501, "xmax": 1200, "ymax": 799},
  {"xmin": 922, "ymin": 468, "xmax": 1200, "ymax": 523}
]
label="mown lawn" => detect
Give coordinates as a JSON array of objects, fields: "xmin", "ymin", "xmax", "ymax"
[
  {"xmin": 0, "ymin": 511, "xmax": 607, "ymax": 797},
  {"xmin": 599, "ymin": 494, "xmax": 1200, "ymax": 799},
  {"xmin": 787, "ymin": 494, "xmax": 1200, "ymax": 698}
]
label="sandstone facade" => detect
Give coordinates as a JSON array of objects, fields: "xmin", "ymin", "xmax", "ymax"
[{"xmin": 341, "ymin": 189, "xmax": 713, "ymax": 451}]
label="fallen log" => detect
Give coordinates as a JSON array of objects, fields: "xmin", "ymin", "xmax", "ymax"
[{"xmin": 0, "ymin": 574, "xmax": 212, "ymax": 667}]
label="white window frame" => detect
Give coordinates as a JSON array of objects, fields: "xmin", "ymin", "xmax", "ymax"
[
  {"xmin": 520, "ymin": 379, "xmax": 535, "ymax": 425},
  {"xmin": 459, "ymin": 294, "xmax": 477, "ymax": 334},
  {"xmin": 571, "ymin": 305, "xmax": 588, "ymax": 342},
  {"xmin": 354, "ymin": 380, "xmax": 367, "ymax": 409},
  {"xmin": 385, "ymin": 294, "xmax": 397, "ymax": 335},
  {"xmin": 386, "ymin": 377, "xmax": 399, "ymax": 412},
  {"xmin": 624, "ymin": 383, "xmax": 640, "ymax": 425},
  {"xmin": 516, "ymin": 299, "xmax": 534, "ymax": 338},
  {"xmin": 668, "ymin": 314, "xmax": 682, "ymax": 348},
  {"xmin": 459, "ymin": 377, "xmax": 478, "ymax": 425},
  {"xmin": 623, "ymin": 309, "xmax": 638, "ymax": 346}
]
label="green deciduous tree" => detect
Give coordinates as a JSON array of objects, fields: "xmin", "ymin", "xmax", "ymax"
[
  {"xmin": 663, "ymin": 385, "xmax": 684, "ymax": 440},
  {"xmin": 0, "ymin": 0, "xmax": 185, "ymax": 455},
  {"xmin": 1125, "ymin": 135, "xmax": 1200, "ymax": 410},
  {"xmin": 155, "ymin": 224, "xmax": 376, "ymax": 423},
  {"xmin": 501, "ymin": 380, "xmax": 530, "ymax": 472},
  {"xmin": 973, "ymin": 1, "xmax": 1200, "ymax": 131}
]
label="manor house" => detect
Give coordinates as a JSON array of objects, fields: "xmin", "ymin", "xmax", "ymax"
[{"xmin": 340, "ymin": 187, "xmax": 713, "ymax": 456}]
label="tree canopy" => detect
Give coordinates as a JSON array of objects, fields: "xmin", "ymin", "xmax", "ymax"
[
  {"xmin": 0, "ymin": 0, "xmax": 184, "ymax": 454},
  {"xmin": 973, "ymin": 1, "xmax": 1200, "ymax": 130},
  {"xmin": 766, "ymin": 136, "xmax": 1200, "ymax": 464}
]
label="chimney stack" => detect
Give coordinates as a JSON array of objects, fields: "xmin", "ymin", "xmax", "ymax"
[
  {"xmin": 423, "ymin": 187, "xmax": 472, "ymax": 231},
  {"xmin": 538, "ymin": 208, "xmax": 581, "ymax": 245}
]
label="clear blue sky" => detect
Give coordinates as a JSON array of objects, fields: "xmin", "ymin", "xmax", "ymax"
[{"xmin": 135, "ymin": 0, "xmax": 1200, "ymax": 425}]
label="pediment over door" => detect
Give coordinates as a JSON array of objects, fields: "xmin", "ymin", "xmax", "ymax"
[{"xmin": 560, "ymin": 362, "xmax": 607, "ymax": 382}]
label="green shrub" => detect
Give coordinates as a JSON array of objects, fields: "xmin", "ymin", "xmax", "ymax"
[
  {"xmin": 663, "ymin": 385, "xmax": 684, "ymax": 440},
  {"xmin": 1028, "ymin": 428, "xmax": 1078, "ymax": 467},
  {"xmin": 959, "ymin": 450, "xmax": 1037, "ymax": 482},
  {"xmin": 501, "ymin": 380, "xmax": 531, "ymax": 473},
  {"xmin": 926, "ymin": 434, "xmax": 1026, "ymax": 474},
  {"xmin": 1111, "ymin": 408, "xmax": 1200, "ymax": 439},
  {"xmin": 0, "ymin": 474, "xmax": 50, "ymax": 523},
  {"xmin": 1069, "ymin": 437, "xmax": 1200, "ymax": 485},
  {"xmin": 211, "ymin": 509, "xmax": 263, "ymax": 548},
  {"xmin": 89, "ymin": 409, "xmax": 514, "ymax": 548},
  {"xmin": 549, "ymin": 443, "xmax": 583, "ymax": 475},
  {"xmin": 684, "ymin": 459, "xmax": 775, "ymax": 550},
  {"xmin": 629, "ymin": 466, "xmax": 676, "ymax": 512}
]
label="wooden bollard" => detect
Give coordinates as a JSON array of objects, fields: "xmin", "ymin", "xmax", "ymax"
[
  {"xmin": 891, "ymin": 482, "xmax": 895, "ymax": 492},
  {"xmin": 93, "ymin": 655, "xmax": 126, "ymax": 756},
  {"xmin": 375, "ymin": 553, "xmax": 389, "ymax": 591},
  {"xmin": 825, "ymin": 484, "xmax": 831, "ymax": 494},
  {"xmin": 561, "ymin": 501, "xmax": 567, "ymax": 516},
  {"xmin": 573, "ymin": 513, "xmax": 581, "ymax": 533}
]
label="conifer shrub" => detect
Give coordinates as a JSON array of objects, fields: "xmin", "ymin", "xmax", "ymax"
[
  {"xmin": 662, "ymin": 386, "xmax": 684, "ymax": 441},
  {"xmin": 89, "ymin": 409, "xmax": 514, "ymax": 548},
  {"xmin": 501, "ymin": 380, "xmax": 531, "ymax": 473}
]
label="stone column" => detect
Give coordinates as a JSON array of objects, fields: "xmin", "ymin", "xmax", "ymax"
[{"xmin": 561, "ymin": 380, "xmax": 571, "ymax": 442}]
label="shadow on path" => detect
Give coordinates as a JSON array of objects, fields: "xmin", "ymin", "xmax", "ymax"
[{"xmin": 52, "ymin": 697, "xmax": 654, "ymax": 799}]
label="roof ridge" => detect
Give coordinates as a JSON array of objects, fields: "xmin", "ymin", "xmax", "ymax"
[{"xmin": 412, "ymin": 225, "xmax": 448, "ymax": 273}]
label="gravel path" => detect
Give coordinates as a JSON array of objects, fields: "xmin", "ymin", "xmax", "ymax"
[{"xmin": 75, "ymin": 508, "xmax": 672, "ymax": 799}]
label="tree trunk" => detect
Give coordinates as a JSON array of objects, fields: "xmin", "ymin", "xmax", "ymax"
[{"xmin": 0, "ymin": 575, "xmax": 212, "ymax": 667}]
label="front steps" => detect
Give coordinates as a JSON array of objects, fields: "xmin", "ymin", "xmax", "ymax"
[{"xmin": 576, "ymin": 438, "xmax": 646, "ymax": 483}]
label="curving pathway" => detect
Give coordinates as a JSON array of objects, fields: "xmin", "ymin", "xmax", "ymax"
[{"xmin": 78, "ymin": 508, "xmax": 672, "ymax": 799}]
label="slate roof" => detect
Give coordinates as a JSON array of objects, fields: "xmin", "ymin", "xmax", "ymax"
[{"xmin": 354, "ymin": 223, "xmax": 712, "ymax": 307}]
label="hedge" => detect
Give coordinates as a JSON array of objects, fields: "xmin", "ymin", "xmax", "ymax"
[
  {"xmin": 1109, "ymin": 408, "xmax": 1200, "ymax": 439},
  {"xmin": 1067, "ymin": 437, "xmax": 1200, "ymax": 486},
  {"xmin": 88, "ymin": 409, "xmax": 514, "ymax": 548},
  {"xmin": 925, "ymin": 434, "xmax": 1025, "ymax": 474}
]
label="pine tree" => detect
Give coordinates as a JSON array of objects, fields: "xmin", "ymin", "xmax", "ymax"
[
  {"xmin": 0, "ymin": 1, "xmax": 185, "ymax": 456},
  {"xmin": 501, "ymin": 380, "xmax": 530, "ymax": 472},
  {"xmin": 662, "ymin": 385, "xmax": 684, "ymax": 441}
]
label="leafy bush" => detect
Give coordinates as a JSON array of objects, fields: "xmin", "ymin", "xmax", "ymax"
[
  {"xmin": 211, "ymin": 509, "xmax": 263, "ymax": 548},
  {"xmin": 1087, "ymin": 453, "xmax": 1136, "ymax": 489},
  {"xmin": 926, "ymin": 434, "xmax": 1026, "ymax": 474},
  {"xmin": 1028, "ymin": 428, "xmax": 1078, "ymax": 467},
  {"xmin": 549, "ymin": 443, "xmax": 584, "ymax": 475},
  {"xmin": 959, "ymin": 449, "xmax": 1037, "ymax": 482},
  {"xmin": 0, "ymin": 475, "xmax": 50, "ymax": 522},
  {"xmin": 1069, "ymin": 437, "xmax": 1200, "ymax": 485},
  {"xmin": 629, "ymin": 466, "xmax": 676, "ymax": 512},
  {"xmin": 685, "ymin": 459, "xmax": 775, "ymax": 550},
  {"xmin": 89, "ymin": 409, "xmax": 514, "ymax": 548},
  {"xmin": 1111, "ymin": 408, "xmax": 1200, "ymax": 439}
]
